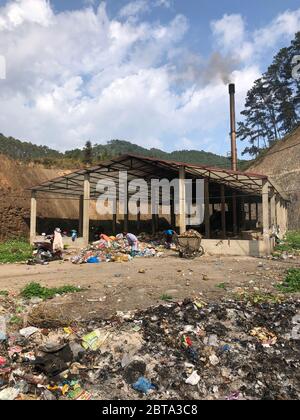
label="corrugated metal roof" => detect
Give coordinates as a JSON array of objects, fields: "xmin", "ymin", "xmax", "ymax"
[{"xmin": 28, "ymin": 154, "xmax": 288, "ymax": 200}]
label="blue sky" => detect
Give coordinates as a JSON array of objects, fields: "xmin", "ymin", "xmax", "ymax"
[{"xmin": 0, "ymin": 0, "xmax": 299, "ymax": 157}]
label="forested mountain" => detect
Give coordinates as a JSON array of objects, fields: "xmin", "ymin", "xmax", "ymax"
[
  {"xmin": 65, "ymin": 139, "xmax": 243, "ymax": 168},
  {"xmin": 0, "ymin": 135, "xmax": 246, "ymax": 169},
  {"xmin": 0, "ymin": 133, "xmax": 62, "ymax": 161}
]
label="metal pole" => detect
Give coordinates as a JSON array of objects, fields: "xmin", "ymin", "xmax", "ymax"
[{"xmin": 229, "ymin": 84, "xmax": 238, "ymax": 172}]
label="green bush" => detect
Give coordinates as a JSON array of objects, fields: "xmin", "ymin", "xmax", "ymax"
[
  {"xmin": 0, "ymin": 239, "xmax": 32, "ymax": 263},
  {"xmin": 21, "ymin": 282, "xmax": 82, "ymax": 300},
  {"xmin": 275, "ymin": 231, "xmax": 300, "ymax": 253},
  {"xmin": 277, "ymin": 269, "xmax": 300, "ymax": 293}
]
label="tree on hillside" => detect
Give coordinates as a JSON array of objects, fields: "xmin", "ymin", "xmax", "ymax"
[
  {"xmin": 83, "ymin": 140, "xmax": 93, "ymax": 165},
  {"xmin": 238, "ymin": 32, "xmax": 300, "ymax": 156}
]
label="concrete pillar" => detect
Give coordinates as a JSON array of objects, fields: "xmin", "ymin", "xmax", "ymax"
[
  {"xmin": 155, "ymin": 214, "xmax": 159, "ymax": 232},
  {"xmin": 137, "ymin": 200, "xmax": 141, "ymax": 233},
  {"xmin": 151, "ymin": 185, "xmax": 157, "ymax": 235},
  {"xmin": 152, "ymin": 215, "xmax": 156, "ymax": 235},
  {"xmin": 171, "ymin": 192, "xmax": 176, "ymax": 229},
  {"xmin": 124, "ymin": 213, "xmax": 129, "ymax": 232},
  {"xmin": 276, "ymin": 195, "xmax": 283, "ymax": 237},
  {"xmin": 221, "ymin": 184, "xmax": 226, "ymax": 239},
  {"xmin": 262, "ymin": 180, "xmax": 270, "ymax": 254},
  {"xmin": 270, "ymin": 189, "xmax": 276, "ymax": 227},
  {"xmin": 232, "ymin": 192, "xmax": 238, "ymax": 236},
  {"xmin": 112, "ymin": 212, "xmax": 117, "ymax": 236},
  {"xmin": 179, "ymin": 167, "xmax": 186, "ymax": 235},
  {"xmin": 124, "ymin": 184, "xmax": 129, "ymax": 232},
  {"xmin": 204, "ymin": 178, "xmax": 210, "ymax": 238},
  {"xmin": 241, "ymin": 197, "xmax": 246, "ymax": 231},
  {"xmin": 30, "ymin": 191, "xmax": 37, "ymax": 245},
  {"xmin": 248, "ymin": 202, "xmax": 252, "ymax": 222},
  {"xmin": 282, "ymin": 200, "xmax": 288, "ymax": 235},
  {"xmin": 79, "ymin": 195, "xmax": 84, "ymax": 236},
  {"xmin": 83, "ymin": 173, "xmax": 90, "ymax": 246}
]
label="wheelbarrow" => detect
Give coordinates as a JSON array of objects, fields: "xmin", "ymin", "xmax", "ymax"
[{"xmin": 177, "ymin": 234, "xmax": 205, "ymax": 259}]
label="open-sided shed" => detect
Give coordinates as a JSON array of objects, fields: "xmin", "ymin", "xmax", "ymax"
[{"xmin": 29, "ymin": 154, "xmax": 288, "ymax": 255}]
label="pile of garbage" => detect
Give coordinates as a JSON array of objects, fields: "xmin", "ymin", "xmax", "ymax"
[
  {"xmin": 71, "ymin": 234, "xmax": 166, "ymax": 265},
  {"xmin": 179, "ymin": 230, "xmax": 202, "ymax": 239},
  {"xmin": 1, "ymin": 291, "xmax": 299, "ymax": 400}
]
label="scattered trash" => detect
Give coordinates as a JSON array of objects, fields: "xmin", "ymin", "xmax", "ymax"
[
  {"xmin": 182, "ymin": 335, "xmax": 193, "ymax": 348},
  {"xmin": 19, "ymin": 327, "xmax": 39, "ymax": 339},
  {"xmin": 132, "ymin": 377, "xmax": 157, "ymax": 394},
  {"xmin": 86, "ymin": 256, "xmax": 100, "ymax": 264},
  {"xmin": 209, "ymin": 354, "xmax": 220, "ymax": 366},
  {"xmin": 0, "ymin": 289, "xmax": 299, "ymax": 400},
  {"xmin": 0, "ymin": 316, "xmax": 6, "ymax": 341},
  {"xmin": 82, "ymin": 330, "xmax": 110, "ymax": 351},
  {"xmin": 68, "ymin": 388, "xmax": 92, "ymax": 401},
  {"xmin": 8, "ymin": 346, "xmax": 22, "ymax": 358},
  {"xmin": 124, "ymin": 360, "xmax": 147, "ymax": 384},
  {"xmin": 0, "ymin": 387, "xmax": 19, "ymax": 401},
  {"xmin": 71, "ymin": 234, "xmax": 166, "ymax": 265},
  {"xmin": 250, "ymin": 327, "xmax": 277, "ymax": 347},
  {"xmin": 0, "ymin": 356, "xmax": 7, "ymax": 367},
  {"xmin": 185, "ymin": 371, "xmax": 201, "ymax": 386}
]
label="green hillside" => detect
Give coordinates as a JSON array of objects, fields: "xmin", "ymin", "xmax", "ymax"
[
  {"xmin": 66, "ymin": 140, "xmax": 244, "ymax": 169},
  {"xmin": 0, "ymin": 133, "xmax": 62, "ymax": 161},
  {"xmin": 0, "ymin": 134, "xmax": 246, "ymax": 169}
]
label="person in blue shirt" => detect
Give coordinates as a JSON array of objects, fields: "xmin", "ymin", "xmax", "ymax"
[
  {"xmin": 163, "ymin": 228, "xmax": 176, "ymax": 248},
  {"xmin": 71, "ymin": 229, "xmax": 78, "ymax": 242}
]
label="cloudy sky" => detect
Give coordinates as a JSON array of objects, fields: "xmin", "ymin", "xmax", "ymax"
[{"xmin": 0, "ymin": 0, "xmax": 299, "ymax": 156}]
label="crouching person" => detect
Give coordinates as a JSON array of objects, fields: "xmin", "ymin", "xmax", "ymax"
[{"xmin": 124, "ymin": 232, "xmax": 139, "ymax": 257}]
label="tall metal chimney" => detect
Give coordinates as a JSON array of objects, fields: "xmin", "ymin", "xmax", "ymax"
[{"xmin": 229, "ymin": 83, "xmax": 238, "ymax": 171}]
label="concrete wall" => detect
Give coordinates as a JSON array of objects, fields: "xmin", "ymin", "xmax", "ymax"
[
  {"xmin": 248, "ymin": 127, "xmax": 300, "ymax": 231},
  {"xmin": 34, "ymin": 235, "xmax": 86, "ymax": 249},
  {"xmin": 202, "ymin": 238, "xmax": 275, "ymax": 257}
]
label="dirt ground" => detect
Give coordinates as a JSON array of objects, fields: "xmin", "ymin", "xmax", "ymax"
[{"xmin": 1, "ymin": 254, "xmax": 299, "ymax": 325}]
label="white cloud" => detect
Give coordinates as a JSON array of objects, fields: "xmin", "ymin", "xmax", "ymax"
[
  {"xmin": 0, "ymin": 1, "xmax": 299, "ymax": 156},
  {"xmin": 212, "ymin": 10, "xmax": 300, "ymax": 63},
  {"xmin": 155, "ymin": 0, "xmax": 172, "ymax": 8},
  {"xmin": 211, "ymin": 14, "xmax": 246, "ymax": 51},
  {"xmin": 253, "ymin": 9, "xmax": 300, "ymax": 49},
  {"xmin": 118, "ymin": 0, "xmax": 149, "ymax": 19},
  {"xmin": 0, "ymin": 1, "xmax": 190, "ymax": 150},
  {"xmin": 83, "ymin": 0, "xmax": 97, "ymax": 6},
  {"xmin": 0, "ymin": 0, "xmax": 53, "ymax": 29},
  {"xmin": 0, "ymin": 55, "xmax": 6, "ymax": 79},
  {"xmin": 118, "ymin": 0, "xmax": 172, "ymax": 20}
]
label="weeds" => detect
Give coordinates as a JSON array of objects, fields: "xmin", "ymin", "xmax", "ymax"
[
  {"xmin": 0, "ymin": 239, "xmax": 32, "ymax": 264},
  {"xmin": 160, "ymin": 294, "xmax": 173, "ymax": 302},
  {"xmin": 233, "ymin": 290, "xmax": 283, "ymax": 304},
  {"xmin": 9, "ymin": 316, "xmax": 22, "ymax": 325},
  {"xmin": 0, "ymin": 290, "xmax": 9, "ymax": 297},
  {"xmin": 277, "ymin": 269, "xmax": 300, "ymax": 293},
  {"xmin": 21, "ymin": 282, "xmax": 81, "ymax": 300},
  {"xmin": 216, "ymin": 283, "xmax": 229, "ymax": 290},
  {"xmin": 275, "ymin": 231, "xmax": 300, "ymax": 253}
]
